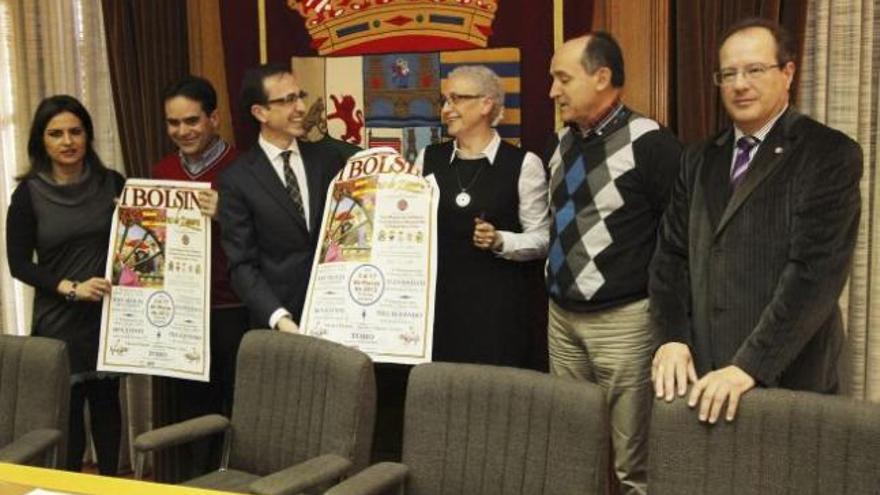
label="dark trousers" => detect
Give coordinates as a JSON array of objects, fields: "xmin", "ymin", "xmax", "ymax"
[
  {"xmin": 186, "ymin": 306, "xmax": 250, "ymax": 417},
  {"xmin": 67, "ymin": 377, "xmax": 122, "ymax": 475},
  {"xmin": 154, "ymin": 306, "xmax": 250, "ymax": 482},
  {"xmin": 372, "ymin": 363, "xmax": 411, "ymax": 462}
]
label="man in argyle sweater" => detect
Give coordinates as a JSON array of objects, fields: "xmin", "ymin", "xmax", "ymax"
[{"xmin": 546, "ymin": 33, "xmax": 681, "ymax": 494}]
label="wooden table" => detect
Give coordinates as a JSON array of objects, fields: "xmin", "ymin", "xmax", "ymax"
[{"xmin": 0, "ymin": 463, "xmax": 235, "ymax": 495}]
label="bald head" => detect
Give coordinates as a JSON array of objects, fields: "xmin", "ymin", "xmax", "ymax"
[
  {"xmin": 563, "ymin": 35, "xmax": 590, "ymax": 56},
  {"xmin": 549, "ymin": 32, "xmax": 624, "ymax": 127}
]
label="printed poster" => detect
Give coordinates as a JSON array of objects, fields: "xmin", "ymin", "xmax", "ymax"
[
  {"xmin": 98, "ymin": 179, "xmax": 211, "ymax": 381},
  {"xmin": 301, "ymin": 147, "xmax": 438, "ymax": 364}
]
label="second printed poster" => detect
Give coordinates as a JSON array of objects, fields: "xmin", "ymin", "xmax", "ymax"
[{"xmin": 301, "ymin": 148, "xmax": 438, "ymax": 364}]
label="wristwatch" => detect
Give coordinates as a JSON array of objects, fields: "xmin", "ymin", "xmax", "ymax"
[{"xmin": 66, "ymin": 282, "xmax": 78, "ymax": 302}]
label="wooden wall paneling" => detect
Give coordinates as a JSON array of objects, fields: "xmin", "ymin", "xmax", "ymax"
[
  {"xmin": 592, "ymin": 0, "xmax": 670, "ymax": 125},
  {"xmin": 187, "ymin": 0, "xmax": 236, "ymax": 147}
]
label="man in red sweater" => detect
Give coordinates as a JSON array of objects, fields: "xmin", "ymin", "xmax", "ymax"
[{"xmin": 152, "ymin": 75, "xmax": 248, "ymax": 478}]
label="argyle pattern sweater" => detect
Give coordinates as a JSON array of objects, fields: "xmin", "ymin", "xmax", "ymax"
[{"xmin": 546, "ymin": 106, "xmax": 681, "ymax": 313}]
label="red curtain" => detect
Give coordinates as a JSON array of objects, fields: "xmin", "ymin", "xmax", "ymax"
[
  {"xmin": 673, "ymin": 0, "xmax": 808, "ymax": 144},
  {"xmin": 102, "ymin": 0, "xmax": 189, "ymax": 178}
]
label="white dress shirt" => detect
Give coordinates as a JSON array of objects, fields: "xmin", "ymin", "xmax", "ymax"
[
  {"xmin": 416, "ymin": 131, "xmax": 550, "ymax": 261},
  {"xmin": 258, "ymin": 134, "xmax": 312, "ymax": 329},
  {"xmin": 731, "ymin": 104, "xmax": 788, "ymax": 173}
]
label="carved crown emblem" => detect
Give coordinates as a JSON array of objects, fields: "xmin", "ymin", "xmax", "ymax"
[{"xmin": 287, "ymin": 0, "xmax": 499, "ymax": 55}]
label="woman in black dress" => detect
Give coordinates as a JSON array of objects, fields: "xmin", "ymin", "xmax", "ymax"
[
  {"xmin": 416, "ymin": 65, "xmax": 550, "ymax": 367},
  {"xmin": 6, "ymin": 95, "xmax": 124, "ymax": 474}
]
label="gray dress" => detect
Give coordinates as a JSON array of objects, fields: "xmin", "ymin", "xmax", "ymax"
[{"xmin": 6, "ymin": 164, "xmax": 124, "ymax": 376}]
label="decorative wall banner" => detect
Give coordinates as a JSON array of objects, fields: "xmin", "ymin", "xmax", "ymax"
[
  {"xmin": 301, "ymin": 148, "xmax": 439, "ymax": 364},
  {"xmin": 293, "ymin": 47, "xmax": 521, "ymax": 147},
  {"xmin": 365, "ymin": 127, "xmax": 443, "ymax": 166},
  {"xmin": 292, "ymin": 56, "xmax": 328, "ymax": 142},
  {"xmin": 364, "ymin": 53, "xmax": 441, "ymax": 128},
  {"xmin": 222, "ymin": 1, "xmax": 588, "ymax": 183},
  {"xmin": 287, "ymin": 0, "xmax": 499, "ymax": 55},
  {"xmin": 325, "ymin": 56, "xmax": 367, "ymax": 146},
  {"xmin": 98, "ymin": 179, "xmax": 211, "ymax": 381}
]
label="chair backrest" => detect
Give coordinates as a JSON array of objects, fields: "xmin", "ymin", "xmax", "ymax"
[
  {"xmin": 227, "ymin": 330, "xmax": 376, "ymax": 475},
  {"xmin": 401, "ymin": 363, "xmax": 608, "ymax": 495},
  {"xmin": 649, "ymin": 388, "xmax": 880, "ymax": 494},
  {"xmin": 0, "ymin": 335, "xmax": 70, "ymax": 466}
]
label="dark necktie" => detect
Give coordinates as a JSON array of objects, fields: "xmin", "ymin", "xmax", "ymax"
[
  {"xmin": 280, "ymin": 150, "xmax": 306, "ymax": 220},
  {"xmin": 730, "ymin": 135, "xmax": 759, "ymax": 189}
]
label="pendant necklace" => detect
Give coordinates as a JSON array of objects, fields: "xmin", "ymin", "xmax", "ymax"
[{"xmin": 454, "ymin": 159, "xmax": 487, "ymax": 208}]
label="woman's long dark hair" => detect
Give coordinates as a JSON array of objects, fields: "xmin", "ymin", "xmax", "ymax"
[{"xmin": 20, "ymin": 94, "xmax": 107, "ymax": 180}]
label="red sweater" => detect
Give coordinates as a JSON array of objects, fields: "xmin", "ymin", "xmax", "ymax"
[{"xmin": 153, "ymin": 142, "xmax": 240, "ymax": 307}]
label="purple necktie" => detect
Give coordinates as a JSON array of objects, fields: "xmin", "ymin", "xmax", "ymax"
[{"xmin": 730, "ymin": 136, "xmax": 759, "ymax": 189}]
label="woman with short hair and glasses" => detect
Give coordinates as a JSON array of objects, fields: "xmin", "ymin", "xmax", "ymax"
[
  {"xmin": 415, "ymin": 65, "xmax": 549, "ymax": 367},
  {"xmin": 6, "ymin": 95, "xmax": 124, "ymax": 474}
]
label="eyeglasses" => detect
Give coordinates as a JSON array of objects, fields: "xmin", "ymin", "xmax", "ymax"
[
  {"xmin": 264, "ymin": 90, "xmax": 308, "ymax": 106},
  {"xmin": 713, "ymin": 63, "xmax": 781, "ymax": 86},
  {"xmin": 437, "ymin": 93, "xmax": 484, "ymax": 106}
]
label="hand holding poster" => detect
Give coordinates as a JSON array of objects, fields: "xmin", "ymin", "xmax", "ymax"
[
  {"xmin": 98, "ymin": 179, "xmax": 211, "ymax": 381},
  {"xmin": 301, "ymin": 148, "xmax": 438, "ymax": 364}
]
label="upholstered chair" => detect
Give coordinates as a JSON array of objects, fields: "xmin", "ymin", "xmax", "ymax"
[
  {"xmin": 134, "ymin": 330, "xmax": 376, "ymax": 495},
  {"xmin": 0, "ymin": 335, "xmax": 70, "ymax": 468},
  {"xmin": 326, "ymin": 362, "xmax": 609, "ymax": 495},
  {"xmin": 650, "ymin": 388, "xmax": 880, "ymax": 494}
]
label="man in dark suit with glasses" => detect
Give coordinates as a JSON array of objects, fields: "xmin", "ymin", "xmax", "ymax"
[
  {"xmin": 219, "ymin": 64, "xmax": 349, "ymax": 332},
  {"xmin": 650, "ymin": 18, "xmax": 863, "ymax": 425}
]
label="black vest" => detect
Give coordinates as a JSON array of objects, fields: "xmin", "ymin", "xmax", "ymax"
[{"xmin": 423, "ymin": 139, "xmax": 525, "ymax": 257}]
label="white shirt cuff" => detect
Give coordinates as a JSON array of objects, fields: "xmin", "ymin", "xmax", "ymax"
[
  {"xmin": 269, "ymin": 308, "xmax": 292, "ymax": 329},
  {"xmin": 492, "ymin": 231, "xmax": 506, "ymax": 255}
]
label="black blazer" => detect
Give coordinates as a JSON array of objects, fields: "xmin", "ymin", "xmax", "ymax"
[
  {"xmin": 650, "ymin": 108, "xmax": 863, "ymax": 392},
  {"xmin": 218, "ymin": 140, "xmax": 347, "ymax": 327}
]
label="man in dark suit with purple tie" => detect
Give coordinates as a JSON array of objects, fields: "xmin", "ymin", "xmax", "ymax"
[{"xmin": 649, "ymin": 18, "xmax": 863, "ymax": 424}]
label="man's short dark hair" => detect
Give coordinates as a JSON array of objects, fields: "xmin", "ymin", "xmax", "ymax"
[
  {"xmin": 162, "ymin": 75, "xmax": 218, "ymax": 115},
  {"xmin": 240, "ymin": 63, "xmax": 291, "ymax": 123},
  {"xmin": 719, "ymin": 18, "xmax": 796, "ymax": 66},
  {"xmin": 581, "ymin": 31, "xmax": 625, "ymax": 88}
]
